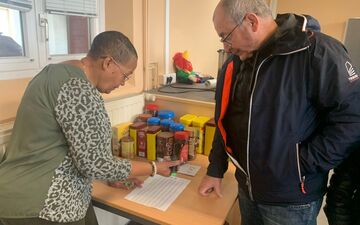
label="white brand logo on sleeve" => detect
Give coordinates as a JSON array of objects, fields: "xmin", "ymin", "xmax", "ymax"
[{"xmin": 345, "ymin": 61, "xmax": 359, "ymax": 82}]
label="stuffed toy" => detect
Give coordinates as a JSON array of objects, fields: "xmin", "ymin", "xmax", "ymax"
[{"xmin": 173, "ymin": 51, "xmax": 200, "ymax": 84}]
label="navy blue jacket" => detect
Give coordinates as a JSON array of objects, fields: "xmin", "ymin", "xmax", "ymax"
[{"xmin": 207, "ymin": 14, "xmax": 360, "ymax": 204}]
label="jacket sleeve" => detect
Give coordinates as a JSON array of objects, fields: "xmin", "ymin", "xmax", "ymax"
[
  {"xmin": 206, "ymin": 127, "xmax": 229, "ymax": 178},
  {"xmin": 206, "ymin": 61, "xmax": 230, "ymax": 178},
  {"xmin": 300, "ymin": 33, "xmax": 360, "ymax": 174},
  {"xmin": 324, "ymin": 149, "xmax": 360, "ymax": 225},
  {"xmin": 55, "ymin": 78, "xmax": 131, "ymax": 181}
]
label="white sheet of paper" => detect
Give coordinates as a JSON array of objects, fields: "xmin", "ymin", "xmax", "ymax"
[
  {"xmin": 125, "ymin": 175, "xmax": 190, "ymax": 211},
  {"xmin": 177, "ymin": 164, "xmax": 201, "ymax": 176}
]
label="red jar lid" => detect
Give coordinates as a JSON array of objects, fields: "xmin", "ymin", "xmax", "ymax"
[
  {"xmin": 145, "ymin": 104, "xmax": 159, "ymax": 111},
  {"xmin": 174, "ymin": 131, "xmax": 189, "ymax": 140}
]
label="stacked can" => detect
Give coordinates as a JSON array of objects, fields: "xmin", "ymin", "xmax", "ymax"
[
  {"xmin": 137, "ymin": 127, "xmax": 148, "ymax": 158},
  {"xmin": 129, "ymin": 122, "xmax": 147, "ymax": 156},
  {"xmin": 174, "ymin": 131, "xmax": 189, "ymax": 162},
  {"xmin": 185, "ymin": 127, "xmax": 196, "ymax": 161},
  {"xmin": 156, "ymin": 132, "xmax": 174, "ymax": 162},
  {"xmin": 120, "ymin": 136, "xmax": 135, "ymax": 159},
  {"xmin": 192, "ymin": 116, "xmax": 210, "ymax": 154}
]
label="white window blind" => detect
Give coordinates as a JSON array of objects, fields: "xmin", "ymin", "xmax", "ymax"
[
  {"xmin": 45, "ymin": 0, "xmax": 97, "ymax": 17},
  {"xmin": 0, "ymin": 0, "xmax": 32, "ymax": 12}
]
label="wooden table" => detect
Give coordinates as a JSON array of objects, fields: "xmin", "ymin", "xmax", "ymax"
[{"xmin": 92, "ymin": 155, "xmax": 238, "ymax": 225}]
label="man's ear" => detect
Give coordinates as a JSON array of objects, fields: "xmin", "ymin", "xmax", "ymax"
[{"xmin": 246, "ymin": 13, "xmax": 259, "ymax": 32}]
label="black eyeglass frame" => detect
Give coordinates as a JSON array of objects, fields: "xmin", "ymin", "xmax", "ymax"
[
  {"xmin": 219, "ymin": 14, "xmax": 247, "ymax": 45},
  {"xmin": 100, "ymin": 56, "xmax": 132, "ymax": 81},
  {"xmin": 220, "ymin": 23, "xmax": 239, "ymax": 45}
]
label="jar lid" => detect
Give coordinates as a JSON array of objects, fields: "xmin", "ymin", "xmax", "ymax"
[
  {"xmin": 158, "ymin": 110, "xmax": 175, "ymax": 120},
  {"xmin": 174, "ymin": 131, "xmax": 189, "ymax": 140},
  {"xmin": 157, "ymin": 131, "xmax": 174, "ymax": 138},
  {"xmin": 147, "ymin": 117, "xmax": 161, "ymax": 125},
  {"xmin": 145, "ymin": 103, "xmax": 159, "ymax": 111},
  {"xmin": 169, "ymin": 122, "xmax": 184, "ymax": 132},
  {"xmin": 160, "ymin": 119, "xmax": 174, "ymax": 126},
  {"xmin": 147, "ymin": 125, "xmax": 162, "ymax": 133},
  {"xmin": 121, "ymin": 136, "xmax": 134, "ymax": 142},
  {"xmin": 137, "ymin": 113, "xmax": 152, "ymax": 121},
  {"xmin": 129, "ymin": 121, "xmax": 147, "ymax": 129}
]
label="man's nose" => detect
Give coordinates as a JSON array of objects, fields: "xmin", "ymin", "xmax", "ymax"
[{"xmin": 223, "ymin": 43, "xmax": 232, "ymax": 53}]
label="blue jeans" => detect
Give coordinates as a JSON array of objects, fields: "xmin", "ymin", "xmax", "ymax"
[{"xmin": 238, "ymin": 188, "xmax": 323, "ymax": 225}]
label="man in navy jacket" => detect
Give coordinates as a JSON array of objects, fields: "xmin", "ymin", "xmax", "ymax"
[{"xmin": 198, "ymin": 0, "xmax": 360, "ymax": 224}]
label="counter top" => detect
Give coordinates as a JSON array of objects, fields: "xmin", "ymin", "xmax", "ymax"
[
  {"xmin": 146, "ymin": 83, "xmax": 215, "ymax": 104},
  {"xmin": 92, "ymin": 155, "xmax": 237, "ymax": 225}
]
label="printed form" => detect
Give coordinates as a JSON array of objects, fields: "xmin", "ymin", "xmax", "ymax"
[{"xmin": 125, "ymin": 175, "xmax": 190, "ymax": 211}]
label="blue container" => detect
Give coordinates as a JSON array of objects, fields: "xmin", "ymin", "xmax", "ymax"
[
  {"xmin": 160, "ymin": 119, "xmax": 174, "ymax": 131},
  {"xmin": 147, "ymin": 117, "xmax": 161, "ymax": 126},
  {"xmin": 169, "ymin": 122, "xmax": 184, "ymax": 132},
  {"xmin": 158, "ymin": 110, "xmax": 175, "ymax": 120}
]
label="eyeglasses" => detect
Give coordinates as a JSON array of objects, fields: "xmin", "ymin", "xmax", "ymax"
[
  {"xmin": 220, "ymin": 14, "xmax": 247, "ymax": 45},
  {"xmin": 102, "ymin": 56, "xmax": 132, "ymax": 81},
  {"xmin": 220, "ymin": 24, "xmax": 239, "ymax": 45}
]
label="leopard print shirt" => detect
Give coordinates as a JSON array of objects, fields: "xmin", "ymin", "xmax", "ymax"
[{"xmin": 39, "ymin": 78, "xmax": 131, "ymax": 222}]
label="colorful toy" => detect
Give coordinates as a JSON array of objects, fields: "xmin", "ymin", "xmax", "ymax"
[{"xmin": 173, "ymin": 51, "xmax": 200, "ymax": 84}]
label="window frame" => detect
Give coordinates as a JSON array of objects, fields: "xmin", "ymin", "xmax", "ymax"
[{"xmin": 0, "ymin": 0, "xmax": 105, "ymax": 80}]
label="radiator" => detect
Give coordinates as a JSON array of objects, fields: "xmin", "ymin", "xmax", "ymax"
[{"xmin": 104, "ymin": 93, "xmax": 144, "ymax": 125}]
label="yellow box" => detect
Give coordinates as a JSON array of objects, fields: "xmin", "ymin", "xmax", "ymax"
[
  {"xmin": 192, "ymin": 116, "xmax": 210, "ymax": 154},
  {"xmin": 129, "ymin": 122, "xmax": 147, "ymax": 154},
  {"xmin": 146, "ymin": 126, "xmax": 162, "ymax": 161},
  {"xmin": 179, "ymin": 114, "xmax": 198, "ymax": 128},
  {"xmin": 204, "ymin": 118, "xmax": 216, "ymax": 156},
  {"xmin": 111, "ymin": 122, "xmax": 132, "ymax": 157}
]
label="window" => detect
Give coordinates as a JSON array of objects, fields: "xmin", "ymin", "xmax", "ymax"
[
  {"xmin": 0, "ymin": 0, "xmax": 104, "ymax": 80},
  {"xmin": 48, "ymin": 14, "xmax": 90, "ymax": 55},
  {"xmin": 0, "ymin": 7, "xmax": 25, "ymax": 57}
]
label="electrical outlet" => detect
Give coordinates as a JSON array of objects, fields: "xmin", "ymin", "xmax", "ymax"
[{"xmin": 162, "ymin": 73, "xmax": 176, "ymax": 85}]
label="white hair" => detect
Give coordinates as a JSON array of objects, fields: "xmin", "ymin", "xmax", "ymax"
[{"xmin": 220, "ymin": 0, "xmax": 273, "ymax": 24}]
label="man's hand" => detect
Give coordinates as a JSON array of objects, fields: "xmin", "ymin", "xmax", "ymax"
[{"xmin": 198, "ymin": 175, "xmax": 223, "ymax": 197}]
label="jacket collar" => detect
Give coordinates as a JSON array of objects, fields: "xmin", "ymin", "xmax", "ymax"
[{"xmin": 271, "ymin": 13, "xmax": 311, "ymax": 55}]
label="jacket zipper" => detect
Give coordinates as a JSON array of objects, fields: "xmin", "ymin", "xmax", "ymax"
[
  {"xmin": 245, "ymin": 46, "xmax": 310, "ymax": 200},
  {"xmin": 296, "ymin": 143, "xmax": 306, "ymax": 194}
]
